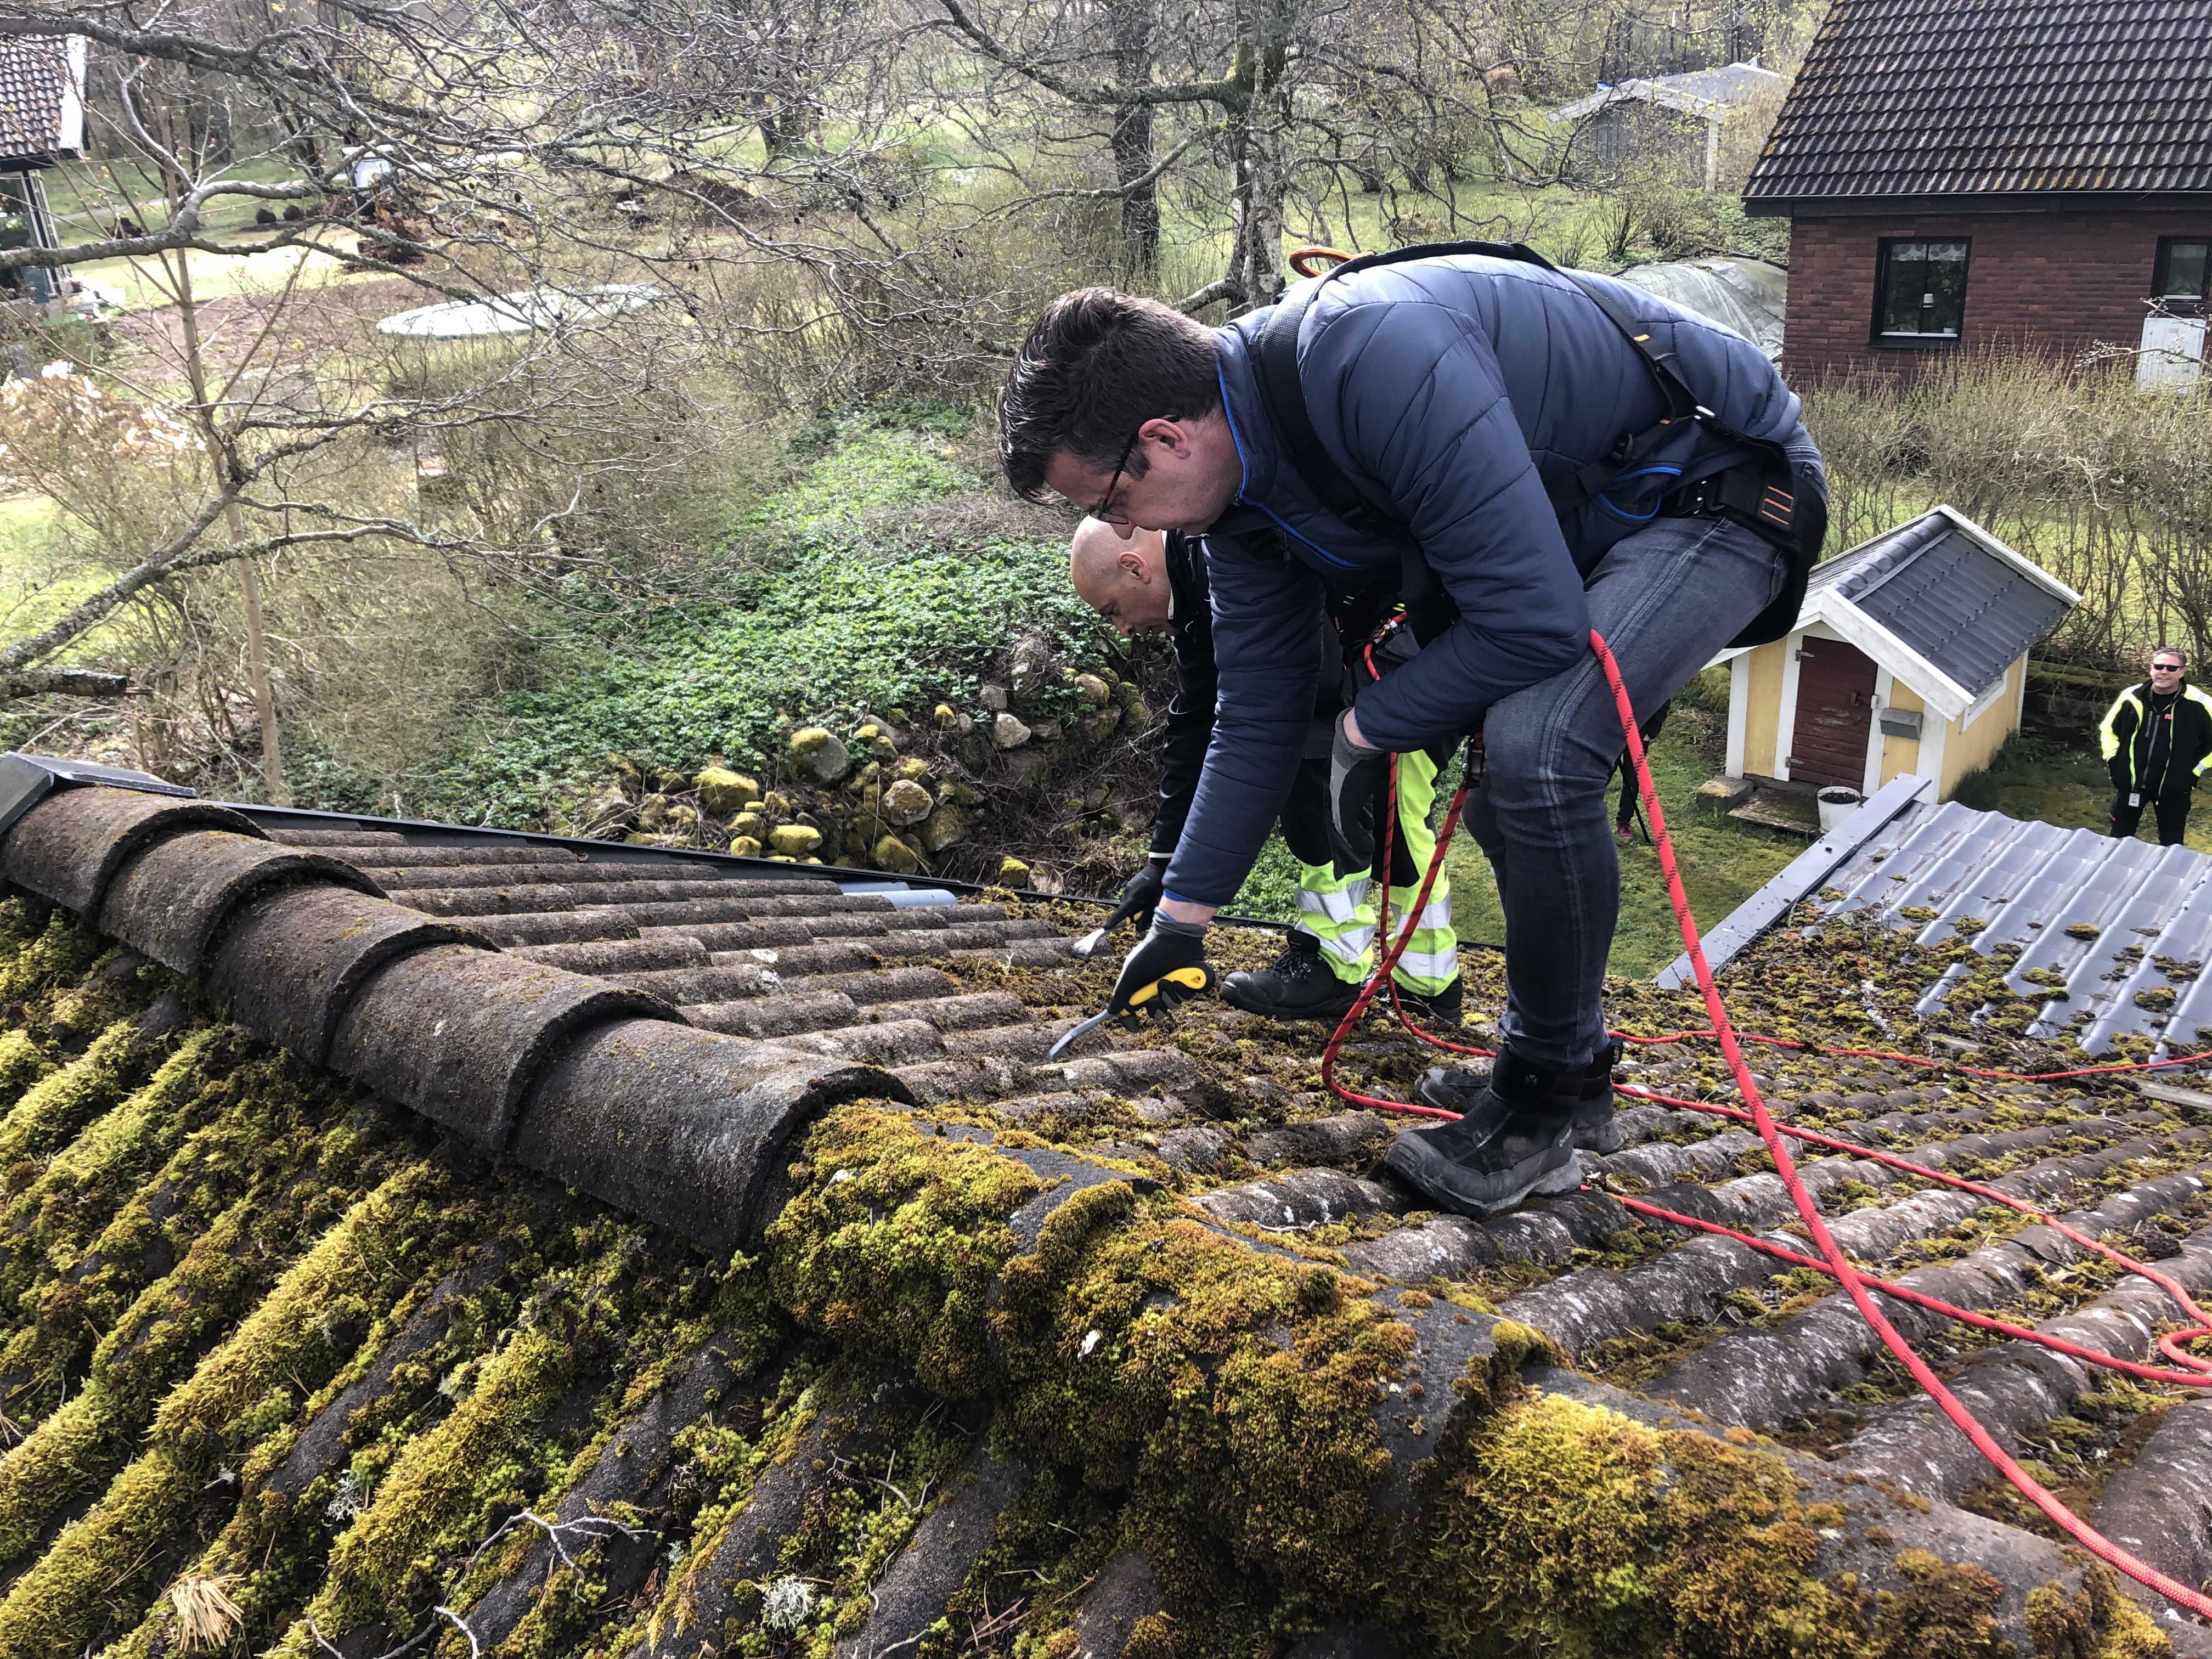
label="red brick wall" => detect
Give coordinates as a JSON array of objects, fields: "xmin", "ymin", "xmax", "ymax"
[{"xmin": 1780, "ymin": 208, "xmax": 2212, "ymax": 381}]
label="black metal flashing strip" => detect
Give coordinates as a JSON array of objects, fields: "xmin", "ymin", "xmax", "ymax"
[
  {"xmin": 0, "ymin": 753, "xmax": 193, "ymax": 841},
  {"xmin": 0, "ymin": 753, "xmax": 1293, "ymax": 930},
  {"xmin": 1653, "ymin": 772, "xmax": 1936, "ymax": 991}
]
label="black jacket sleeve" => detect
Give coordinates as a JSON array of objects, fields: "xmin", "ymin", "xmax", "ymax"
[
  {"xmin": 1153, "ymin": 533, "xmax": 1217, "ymax": 856},
  {"xmin": 2182, "ymin": 691, "xmax": 2212, "ymax": 785}
]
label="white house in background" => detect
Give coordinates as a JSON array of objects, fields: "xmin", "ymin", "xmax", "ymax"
[
  {"xmin": 1548, "ymin": 61, "xmax": 1786, "ymax": 189},
  {"xmin": 1718, "ymin": 506, "xmax": 2078, "ymax": 802}
]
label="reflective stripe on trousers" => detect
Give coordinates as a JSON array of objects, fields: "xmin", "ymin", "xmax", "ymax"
[{"xmin": 1293, "ymin": 748, "xmax": 1459, "ymax": 992}]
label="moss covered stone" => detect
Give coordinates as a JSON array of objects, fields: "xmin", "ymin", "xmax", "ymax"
[
  {"xmin": 882, "ymin": 779, "xmax": 933, "ymax": 827},
  {"xmin": 874, "ymin": 836, "xmax": 923, "ymax": 874},
  {"xmin": 693, "ymin": 768, "xmax": 761, "ymax": 816},
  {"xmin": 917, "ymin": 805, "xmax": 970, "ymax": 855},
  {"xmin": 789, "ymin": 727, "xmax": 851, "ymax": 784}
]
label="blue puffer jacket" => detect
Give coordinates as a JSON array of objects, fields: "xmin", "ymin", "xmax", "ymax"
[{"xmin": 1164, "ymin": 250, "xmax": 1823, "ymax": 909}]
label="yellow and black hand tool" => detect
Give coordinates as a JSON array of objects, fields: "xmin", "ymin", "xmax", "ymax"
[{"xmin": 1047, "ymin": 920, "xmax": 1217, "ymax": 1060}]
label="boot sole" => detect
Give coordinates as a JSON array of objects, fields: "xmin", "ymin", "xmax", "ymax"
[{"xmin": 1383, "ymin": 1139, "xmax": 1582, "ymax": 1218}]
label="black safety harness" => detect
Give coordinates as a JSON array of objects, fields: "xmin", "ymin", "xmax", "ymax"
[{"xmin": 1248, "ymin": 240, "xmax": 1819, "ymax": 652}]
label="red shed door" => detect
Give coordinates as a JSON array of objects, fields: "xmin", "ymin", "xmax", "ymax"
[{"xmin": 1790, "ymin": 637, "xmax": 1877, "ymax": 788}]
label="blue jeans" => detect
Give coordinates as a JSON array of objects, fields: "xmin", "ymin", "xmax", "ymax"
[{"xmin": 1463, "ymin": 514, "xmax": 1790, "ymax": 1072}]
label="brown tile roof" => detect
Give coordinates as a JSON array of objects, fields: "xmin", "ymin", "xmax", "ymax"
[
  {"xmin": 3, "ymin": 764, "xmax": 2210, "ymax": 1656},
  {"xmin": 0, "ymin": 35, "xmax": 84, "ymax": 166},
  {"xmin": 1744, "ymin": 0, "xmax": 2212, "ymax": 207}
]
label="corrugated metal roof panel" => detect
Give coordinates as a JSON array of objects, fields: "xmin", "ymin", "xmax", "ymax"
[
  {"xmin": 1782, "ymin": 793, "xmax": 2212, "ymax": 1051},
  {"xmin": 1745, "ymin": 0, "xmax": 2212, "ymax": 204}
]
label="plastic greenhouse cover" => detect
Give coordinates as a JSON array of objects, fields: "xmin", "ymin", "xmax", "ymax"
[{"xmin": 1613, "ymin": 257, "xmax": 1786, "ymax": 359}]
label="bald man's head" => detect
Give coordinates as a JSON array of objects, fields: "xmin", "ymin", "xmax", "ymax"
[{"xmin": 1070, "ymin": 518, "xmax": 1173, "ymax": 637}]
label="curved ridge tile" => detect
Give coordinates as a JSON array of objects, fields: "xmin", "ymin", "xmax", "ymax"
[
  {"xmin": 514, "ymin": 1018, "xmax": 909, "ymax": 1249},
  {"xmin": 204, "ymin": 885, "xmax": 491, "ymax": 1066},
  {"xmin": 329, "ymin": 944, "xmax": 678, "ymax": 1151},
  {"xmin": 2, "ymin": 788, "xmax": 261, "ymax": 916},
  {"xmin": 96, "ymin": 830, "xmax": 383, "ymax": 974}
]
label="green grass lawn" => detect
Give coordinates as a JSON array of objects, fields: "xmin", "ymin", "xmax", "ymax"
[
  {"xmin": 1225, "ymin": 679, "xmax": 1805, "ymax": 980},
  {"xmin": 42, "ymin": 156, "xmax": 305, "ymax": 242},
  {"xmin": 1438, "ymin": 695, "xmax": 1804, "ymax": 978},
  {"xmin": 70, "ymin": 243, "xmax": 371, "ymax": 312},
  {"xmin": 0, "ymin": 496, "xmax": 115, "ymax": 651},
  {"xmin": 1959, "ymin": 730, "xmax": 2212, "ymax": 854}
]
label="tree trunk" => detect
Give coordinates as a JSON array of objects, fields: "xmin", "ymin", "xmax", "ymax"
[
  {"xmin": 1107, "ymin": 0, "xmax": 1159, "ymax": 280},
  {"xmin": 1226, "ymin": 17, "xmax": 1291, "ymax": 312}
]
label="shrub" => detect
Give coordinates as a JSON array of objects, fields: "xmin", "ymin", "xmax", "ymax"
[{"xmin": 1801, "ymin": 352, "xmax": 2212, "ymax": 672}]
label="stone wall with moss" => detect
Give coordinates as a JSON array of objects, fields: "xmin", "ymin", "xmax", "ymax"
[{"xmin": 540, "ymin": 651, "xmax": 1152, "ymax": 891}]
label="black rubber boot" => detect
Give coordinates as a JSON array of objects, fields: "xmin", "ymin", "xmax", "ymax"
[
  {"xmin": 1410, "ymin": 1039, "xmax": 1624, "ymax": 1154},
  {"xmin": 1391, "ymin": 976, "xmax": 1463, "ymax": 1026},
  {"xmin": 1221, "ymin": 932, "xmax": 1362, "ymax": 1023},
  {"xmin": 1385, "ymin": 1050, "xmax": 1579, "ymax": 1217}
]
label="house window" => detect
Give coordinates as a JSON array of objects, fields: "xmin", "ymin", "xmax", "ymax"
[
  {"xmin": 2154, "ymin": 238, "xmax": 2210, "ymax": 315},
  {"xmin": 1872, "ymin": 238, "xmax": 1971, "ymax": 343}
]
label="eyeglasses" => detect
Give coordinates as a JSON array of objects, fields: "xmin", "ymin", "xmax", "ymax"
[
  {"xmin": 1089, "ymin": 426, "xmax": 1144, "ymax": 525},
  {"xmin": 2154, "ymin": 662, "xmax": 2185, "ymax": 673}
]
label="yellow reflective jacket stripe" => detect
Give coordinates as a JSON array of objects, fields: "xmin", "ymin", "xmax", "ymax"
[
  {"xmin": 2099, "ymin": 682, "xmax": 2212, "ymax": 783},
  {"xmin": 2099, "ymin": 686, "xmax": 2143, "ymax": 765}
]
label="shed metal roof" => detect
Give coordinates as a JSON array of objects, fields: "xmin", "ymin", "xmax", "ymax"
[
  {"xmin": 1550, "ymin": 61, "xmax": 1785, "ymax": 124},
  {"xmin": 1809, "ymin": 507, "xmax": 2076, "ymax": 702},
  {"xmin": 1668, "ymin": 774, "xmax": 2212, "ymax": 1056},
  {"xmin": 1743, "ymin": 0, "xmax": 2212, "ymax": 206}
]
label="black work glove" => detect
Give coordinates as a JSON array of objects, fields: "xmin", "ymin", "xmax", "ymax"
[
  {"xmin": 1105, "ymin": 917, "xmax": 1216, "ymax": 1027},
  {"xmin": 1327, "ymin": 709, "xmax": 1389, "ymax": 877},
  {"xmin": 1111, "ymin": 854, "xmax": 1170, "ymax": 935}
]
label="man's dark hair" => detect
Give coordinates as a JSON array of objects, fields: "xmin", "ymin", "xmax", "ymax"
[
  {"xmin": 2154, "ymin": 646, "xmax": 2188, "ymax": 668},
  {"xmin": 998, "ymin": 288, "xmax": 1221, "ymax": 501}
]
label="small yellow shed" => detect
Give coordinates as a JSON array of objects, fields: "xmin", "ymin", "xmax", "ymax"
[{"xmin": 1718, "ymin": 505, "xmax": 2079, "ymax": 801}]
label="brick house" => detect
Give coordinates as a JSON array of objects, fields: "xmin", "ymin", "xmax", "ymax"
[{"xmin": 1743, "ymin": 0, "xmax": 2212, "ymax": 383}]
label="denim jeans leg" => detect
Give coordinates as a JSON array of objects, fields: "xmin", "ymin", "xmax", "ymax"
[{"xmin": 1467, "ymin": 516, "xmax": 1788, "ymax": 1072}]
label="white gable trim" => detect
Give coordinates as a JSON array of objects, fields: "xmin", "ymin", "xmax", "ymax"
[{"xmin": 1796, "ymin": 583, "xmax": 1979, "ymax": 721}]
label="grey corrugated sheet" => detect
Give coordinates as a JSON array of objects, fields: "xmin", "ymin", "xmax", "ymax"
[
  {"xmin": 1821, "ymin": 513, "xmax": 2073, "ymax": 698},
  {"xmin": 1656, "ymin": 63, "xmax": 1785, "ymax": 108},
  {"xmin": 1745, "ymin": 0, "xmax": 2212, "ymax": 204},
  {"xmin": 1701, "ymin": 788, "xmax": 2212, "ymax": 1053}
]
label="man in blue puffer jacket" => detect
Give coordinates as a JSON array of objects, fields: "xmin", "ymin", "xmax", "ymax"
[{"xmin": 1000, "ymin": 250, "xmax": 1825, "ymax": 1216}]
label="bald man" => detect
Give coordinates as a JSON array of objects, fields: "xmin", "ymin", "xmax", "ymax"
[{"xmin": 1071, "ymin": 517, "xmax": 1461, "ymax": 1025}]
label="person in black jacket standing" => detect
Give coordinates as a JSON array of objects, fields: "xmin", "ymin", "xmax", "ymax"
[
  {"xmin": 1069, "ymin": 518, "xmax": 1462, "ymax": 1023},
  {"xmin": 2100, "ymin": 647, "xmax": 2212, "ymax": 846}
]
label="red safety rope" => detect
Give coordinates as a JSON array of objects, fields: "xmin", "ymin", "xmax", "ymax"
[{"xmin": 1319, "ymin": 627, "xmax": 2212, "ymax": 1618}]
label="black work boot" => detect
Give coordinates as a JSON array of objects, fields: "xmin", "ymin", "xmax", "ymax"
[
  {"xmin": 1384, "ymin": 1051, "xmax": 1579, "ymax": 1217},
  {"xmin": 1222, "ymin": 932, "xmax": 1362, "ymax": 1023},
  {"xmin": 1411, "ymin": 1039, "xmax": 1624, "ymax": 1154},
  {"xmin": 1391, "ymin": 975, "xmax": 1463, "ymax": 1026}
]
